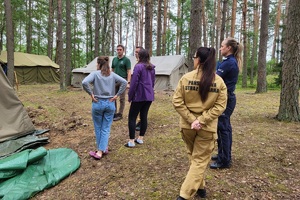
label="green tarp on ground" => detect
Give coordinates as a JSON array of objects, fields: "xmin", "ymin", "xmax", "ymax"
[{"xmin": 0, "ymin": 147, "xmax": 80, "ymax": 200}]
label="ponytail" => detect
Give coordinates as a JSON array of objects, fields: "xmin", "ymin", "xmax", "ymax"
[
  {"xmin": 196, "ymin": 47, "xmax": 216, "ymax": 102},
  {"xmin": 225, "ymin": 37, "xmax": 243, "ymax": 71}
]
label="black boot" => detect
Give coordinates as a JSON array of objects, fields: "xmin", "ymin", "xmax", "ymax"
[
  {"xmin": 176, "ymin": 196, "xmax": 186, "ymax": 200},
  {"xmin": 197, "ymin": 188, "xmax": 207, "ymax": 198}
]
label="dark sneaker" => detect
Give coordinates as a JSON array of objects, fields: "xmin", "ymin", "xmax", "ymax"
[
  {"xmin": 113, "ymin": 113, "xmax": 122, "ymax": 121},
  {"xmin": 211, "ymin": 154, "xmax": 218, "ymax": 161},
  {"xmin": 197, "ymin": 188, "xmax": 206, "ymax": 198},
  {"xmin": 210, "ymin": 161, "xmax": 231, "ymax": 169}
]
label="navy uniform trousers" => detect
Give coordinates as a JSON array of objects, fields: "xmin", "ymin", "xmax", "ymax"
[{"xmin": 217, "ymin": 93, "xmax": 236, "ymax": 166}]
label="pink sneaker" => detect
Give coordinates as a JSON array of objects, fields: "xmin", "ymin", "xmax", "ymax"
[{"xmin": 89, "ymin": 151, "xmax": 101, "ymax": 160}]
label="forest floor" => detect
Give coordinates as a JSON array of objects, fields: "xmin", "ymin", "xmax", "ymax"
[{"xmin": 16, "ymin": 84, "xmax": 299, "ymax": 200}]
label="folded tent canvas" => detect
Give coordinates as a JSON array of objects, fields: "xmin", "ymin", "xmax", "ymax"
[
  {"xmin": 71, "ymin": 55, "xmax": 188, "ymax": 91},
  {"xmin": 0, "ymin": 51, "xmax": 60, "ymax": 84}
]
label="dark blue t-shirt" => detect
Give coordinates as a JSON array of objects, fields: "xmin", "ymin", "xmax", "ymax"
[{"xmin": 216, "ymin": 54, "xmax": 239, "ymax": 93}]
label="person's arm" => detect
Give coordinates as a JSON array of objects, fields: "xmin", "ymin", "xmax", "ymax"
[
  {"xmin": 151, "ymin": 66, "xmax": 155, "ymax": 88},
  {"xmin": 216, "ymin": 60, "xmax": 231, "ymax": 78},
  {"xmin": 125, "ymin": 58, "xmax": 131, "ymax": 85},
  {"xmin": 128, "ymin": 65, "xmax": 140, "ymax": 102},
  {"xmin": 197, "ymin": 79, "xmax": 227, "ymax": 125},
  {"xmin": 172, "ymin": 77, "xmax": 197, "ymax": 124},
  {"xmin": 127, "ymin": 69, "xmax": 131, "ymax": 85},
  {"xmin": 82, "ymin": 72, "xmax": 98, "ymax": 102},
  {"xmin": 82, "ymin": 73, "xmax": 95, "ymax": 95}
]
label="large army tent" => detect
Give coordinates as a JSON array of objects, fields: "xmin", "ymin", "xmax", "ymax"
[
  {"xmin": 72, "ymin": 55, "xmax": 188, "ymax": 90},
  {"xmin": 0, "ymin": 68, "xmax": 35, "ymax": 142},
  {"xmin": 0, "ymin": 68, "xmax": 49, "ymax": 158},
  {"xmin": 0, "ymin": 51, "xmax": 60, "ymax": 84}
]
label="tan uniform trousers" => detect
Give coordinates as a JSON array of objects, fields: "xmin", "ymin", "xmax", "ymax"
[{"xmin": 180, "ymin": 128, "xmax": 217, "ymax": 199}]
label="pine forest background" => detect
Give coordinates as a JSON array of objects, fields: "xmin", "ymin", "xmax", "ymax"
[
  {"xmin": 0, "ymin": 0, "xmax": 287, "ymax": 72},
  {"xmin": 2, "ymin": 0, "xmax": 299, "ymax": 121}
]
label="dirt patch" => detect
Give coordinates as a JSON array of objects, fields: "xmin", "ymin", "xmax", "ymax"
[{"xmin": 15, "ymin": 84, "xmax": 300, "ymax": 200}]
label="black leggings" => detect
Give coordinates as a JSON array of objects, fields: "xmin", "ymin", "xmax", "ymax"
[{"xmin": 128, "ymin": 101, "xmax": 152, "ymax": 139}]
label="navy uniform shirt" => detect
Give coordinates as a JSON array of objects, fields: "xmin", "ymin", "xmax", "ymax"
[{"xmin": 216, "ymin": 54, "xmax": 239, "ymax": 93}]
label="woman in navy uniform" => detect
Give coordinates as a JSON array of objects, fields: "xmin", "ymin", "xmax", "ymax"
[{"xmin": 210, "ymin": 37, "xmax": 243, "ymax": 169}]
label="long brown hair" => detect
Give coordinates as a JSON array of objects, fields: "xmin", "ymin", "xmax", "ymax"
[
  {"xmin": 137, "ymin": 49, "xmax": 153, "ymax": 69},
  {"xmin": 97, "ymin": 56, "xmax": 110, "ymax": 76},
  {"xmin": 196, "ymin": 47, "xmax": 216, "ymax": 102},
  {"xmin": 224, "ymin": 37, "xmax": 243, "ymax": 71}
]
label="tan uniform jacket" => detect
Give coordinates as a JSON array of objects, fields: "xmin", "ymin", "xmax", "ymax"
[{"xmin": 172, "ymin": 69, "xmax": 227, "ymax": 132}]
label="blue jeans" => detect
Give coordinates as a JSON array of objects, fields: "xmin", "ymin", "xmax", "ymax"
[
  {"xmin": 217, "ymin": 93, "xmax": 236, "ymax": 165},
  {"xmin": 92, "ymin": 99, "xmax": 115, "ymax": 152}
]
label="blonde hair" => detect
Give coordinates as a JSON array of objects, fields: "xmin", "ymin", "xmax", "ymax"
[{"xmin": 225, "ymin": 37, "xmax": 243, "ymax": 71}]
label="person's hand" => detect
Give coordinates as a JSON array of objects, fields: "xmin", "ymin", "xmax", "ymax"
[
  {"xmin": 191, "ymin": 119, "xmax": 202, "ymax": 130},
  {"xmin": 110, "ymin": 95, "xmax": 118, "ymax": 102},
  {"xmin": 91, "ymin": 94, "xmax": 98, "ymax": 102},
  {"xmin": 126, "ymin": 83, "xmax": 130, "ymax": 89}
]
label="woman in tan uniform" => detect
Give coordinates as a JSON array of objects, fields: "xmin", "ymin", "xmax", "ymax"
[{"xmin": 173, "ymin": 47, "xmax": 227, "ymax": 200}]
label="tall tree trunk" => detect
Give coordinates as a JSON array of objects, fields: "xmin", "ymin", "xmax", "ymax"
[
  {"xmin": 271, "ymin": 0, "xmax": 282, "ymax": 62},
  {"xmin": 188, "ymin": 0, "xmax": 202, "ymax": 71},
  {"xmin": 119, "ymin": 0, "xmax": 123, "ymax": 44},
  {"xmin": 73, "ymin": 0, "xmax": 79, "ymax": 68},
  {"xmin": 277, "ymin": 0, "xmax": 300, "ymax": 121},
  {"xmin": 145, "ymin": 0, "xmax": 153, "ymax": 55},
  {"xmin": 135, "ymin": 1, "xmax": 139, "ymax": 47},
  {"xmin": 112, "ymin": 0, "xmax": 116, "ymax": 55},
  {"xmin": 66, "ymin": 0, "xmax": 72, "ymax": 86},
  {"xmin": 94, "ymin": 0, "xmax": 100, "ymax": 57},
  {"xmin": 202, "ymin": 0, "xmax": 207, "ymax": 47},
  {"xmin": 4, "ymin": 0, "xmax": 14, "ymax": 86},
  {"xmin": 139, "ymin": 0, "xmax": 144, "ymax": 47},
  {"xmin": 280, "ymin": 0, "xmax": 289, "ymax": 63},
  {"xmin": 175, "ymin": 0, "xmax": 181, "ymax": 55},
  {"xmin": 47, "ymin": 0, "xmax": 54, "ymax": 59},
  {"xmin": 230, "ymin": 0, "xmax": 237, "ymax": 37},
  {"xmin": 57, "ymin": 0, "xmax": 65, "ymax": 90},
  {"xmin": 157, "ymin": 0, "xmax": 163, "ymax": 55},
  {"xmin": 219, "ymin": 0, "xmax": 228, "ymax": 61},
  {"xmin": 26, "ymin": 0, "xmax": 32, "ymax": 53},
  {"xmin": 85, "ymin": 3, "xmax": 90, "ymax": 63},
  {"xmin": 162, "ymin": 0, "xmax": 168, "ymax": 55},
  {"xmin": 101, "ymin": 1, "xmax": 110, "ymax": 55},
  {"xmin": 211, "ymin": 0, "xmax": 216, "ymax": 49},
  {"xmin": 242, "ymin": 0, "xmax": 247, "ymax": 88},
  {"xmin": 256, "ymin": 0, "xmax": 270, "ymax": 93},
  {"xmin": 0, "ymin": 7, "xmax": 4, "ymax": 52},
  {"xmin": 216, "ymin": 0, "xmax": 221, "ymax": 59},
  {"xmin": 250, "ymin": 0, "xmax": 260, "ymax": 85}
]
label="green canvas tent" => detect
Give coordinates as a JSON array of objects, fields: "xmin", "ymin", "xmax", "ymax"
[
  {"xmin": 0, "ymin": 68, "xmax": 36, "ymax": 142},
  {"xmin": 0, "ymin": 51, "xmax": 60, "ymax": 84}
]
